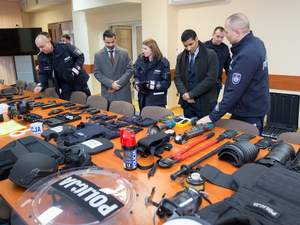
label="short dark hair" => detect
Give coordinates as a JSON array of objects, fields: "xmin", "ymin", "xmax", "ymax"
[
  {"xmin": 213, "ymin": 26, "xmax": 225, "ymax": 34},
  {"xmin": 39, "ymin": 31, "xmax": 50, "ymax": 38},
  {"xmin": 181, "ymin": 29, "xmax": 197, "ymax": 42},
  {"xmin": 103, "ymin": 30, "xmax": 116, "ymax": 39},
  {"xmin": 61, "ymin": 34, "xmax": 70, "ymax": 40}
]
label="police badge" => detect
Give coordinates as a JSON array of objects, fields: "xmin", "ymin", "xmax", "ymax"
[{"xmin": 232, "ymin": 73, "xmax": 242, "ymax": 85}]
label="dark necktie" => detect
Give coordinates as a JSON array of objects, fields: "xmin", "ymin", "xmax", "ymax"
[
  {"xmin": 110, "ymin": 50, "xmax": 114, "ymax": 66},
  {"xmin": 190, "ymin": 53, "xmax": 194, "ymax": 76}
]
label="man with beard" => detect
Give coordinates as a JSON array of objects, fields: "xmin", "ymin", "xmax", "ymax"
[{"xmin": 93, "ymin": 30, "xmax": 133, "ymax": 105}]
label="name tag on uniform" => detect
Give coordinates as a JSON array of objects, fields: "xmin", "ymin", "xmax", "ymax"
[
  {"xmin": 64, "ymin": 56, "xmax": 72, "ymax": 63},
  {"xmin": 153, "ymin": 92, "xmax": 164, "ymax": 95},
  {"xmin": 44, "ymin": 66, "xmax": 50, "ymax": 70}
]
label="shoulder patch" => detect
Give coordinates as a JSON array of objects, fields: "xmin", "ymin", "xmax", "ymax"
[
  {"xmin": 232, "ymin": 73, "xmax": 242, "ymax": 85},
  {"xmin": 214, "ymin": 103, "xmax": 219, "ymax": 112},
  {"xmin": 74, "ymin": 48, "xmax": 82, "ymax": 55}
]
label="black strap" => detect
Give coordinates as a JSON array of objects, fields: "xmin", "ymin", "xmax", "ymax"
[
  {"xmin": 44, "ymin": 132, "xmax": 65, "ymax": 147},
  {"xmin": 206, "ymin": 201, "xmax": 238, "ymax": 225},
  {"xmin": 114, "ymin": 143, "xmax": 172, "ymax": 178},
  {"xmin": 200, "ymin": 164, "xmax": 235, "ymax": 190}
]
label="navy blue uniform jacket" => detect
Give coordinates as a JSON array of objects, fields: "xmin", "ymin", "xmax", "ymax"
[
  {"xmin": 37, "ymin": 41, "xmax": 89, "ymax": 95},
  {"xmin": 209, "ymin": 31, "xmax": 270, "ymax": 122},
  {"xmin": 203, "ymin": 40, "xmax": 231, "ymax": 82},
  {"xmin": 133, "ymin": 55, "xmax": 171, "ymax": 110}
]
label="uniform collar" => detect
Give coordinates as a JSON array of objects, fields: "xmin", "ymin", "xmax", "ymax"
[{"xmin": 231, "ymin": 31, "xmax": 253, "ymax": 54}]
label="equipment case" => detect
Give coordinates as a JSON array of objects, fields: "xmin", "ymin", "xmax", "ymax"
[{"xmin": 262, "ymin": 92, "xmax": 299, "ymax": 139}]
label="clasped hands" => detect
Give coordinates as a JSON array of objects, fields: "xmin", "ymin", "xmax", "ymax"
[
  {"xmin": 182, "ymin": 93, "xmax": 195, "ymax": 103},
  {"xmin": 108, "ymin": 80, "xmax": 121, "ymax": 93}
]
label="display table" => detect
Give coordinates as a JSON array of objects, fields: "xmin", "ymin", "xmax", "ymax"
[{"xmin": 0, "ymin": 84, "xmax": 297, "ymax": 225}]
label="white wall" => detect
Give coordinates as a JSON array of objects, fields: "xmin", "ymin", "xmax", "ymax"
[{"xmin": 35, "ymin": 4, "xmax": 72, "ymax": 31}]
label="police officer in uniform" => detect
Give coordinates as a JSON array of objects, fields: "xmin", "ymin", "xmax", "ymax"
[
  {"xmin": 133, "ymin": 38, "xmax": 171, "ymax": 111},
  {"xmin": 204, "ymin": 26, "xmax": 231, "ymax": 98},
  {"xmin": 197, "ymin": 13, "xmax": 270, "ymax": 135},
  {"xmin": 34, "ymin": 35, "xmax": 90, "ymax": 100}
]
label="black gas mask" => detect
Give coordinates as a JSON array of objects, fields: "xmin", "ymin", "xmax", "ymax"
[{"xmin": 146, "ymin": 187, "xmax": 210, "ymax": 224}]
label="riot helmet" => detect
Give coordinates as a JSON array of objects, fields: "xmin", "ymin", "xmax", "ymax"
[{"xmin": 9, "ymin": 152, "xmax": 58, "ymax": 188}]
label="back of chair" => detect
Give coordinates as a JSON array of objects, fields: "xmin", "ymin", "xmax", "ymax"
[
  {"xmin": 140, "ymin": 106, "xmax": 173, "ymax": 121},
  {"xmin": 214, "ymin": 118, "xmax": 259, "ymax": 136},
  {"xmin": 0, "ymin": 79, "xmax": 4, "ymax": 84},
  {"xmin": 109, "ymin": 101, "xmax": 135, "ymax": 116},
  {"xmin": 44, "ymin": 88, "xmax": 60, "ymax": 99},
  {"xmin": 86, "ymin": 95, "xmax": 108, "ymax": 110},
  {"xmin": 70, "ymin": 91, "xmax": 87, "ymax": 105},
  {"xmin": 26, "ymin": 82, "xmax": 37, "ymax": 92},
  {"xmin": 16, "ymin": 80, "xmax": 26, "ymax": 89},
  {"xmin": 277, "ymin": 132, "xmax": 300, "ymax": 145}
]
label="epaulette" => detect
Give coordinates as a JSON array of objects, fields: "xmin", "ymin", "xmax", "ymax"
[{"xmin": 161, "ymin": 57, "xmax": 170, "ymax": 67}]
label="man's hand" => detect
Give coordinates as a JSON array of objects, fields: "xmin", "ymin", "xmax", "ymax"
[
  {"xmin": 187, "ymin": 98, "xmax": 195, "ymax": 103},
  {"xmin": 34, "ymin": 86, "xmax": 43, "ymax": 94},
  {"xmin": 111, "ymin": 80, "xmax": 121, "ymax": 90},
  {"xmin": 196, "ymin": 115, "xmax": 212, "ymax": 124},
  {"xmin": 182, "ymin": 93, "xmax": 190, "ymax": 101},
  {"xmin": 108, "ymin": 89, "xmax": 115, "ymax": 93}
]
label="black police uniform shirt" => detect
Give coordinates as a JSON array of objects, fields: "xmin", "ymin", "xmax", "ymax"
[
  {"xmin": 133, "ymin": 55, "xmax": 171, "ymax": 110},
  {"xmin": 37, "ymin": 41, "xmax": 89, "ymax": 92},
  {"xmin": 209, "ymin": 31, "xmax": 270, "ymax": 122},
  {"xmin": 203, "ymin": 40, "xmax": 231, "ymax": 82}
]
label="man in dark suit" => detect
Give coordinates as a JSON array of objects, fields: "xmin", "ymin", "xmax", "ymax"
[
  {"xmin": 93, "ymin": 30, "xmax": 133, "ymax": 105},
  {"xmin": 174, "ymin": 29, "xmax": 218, "ymax": 119}
]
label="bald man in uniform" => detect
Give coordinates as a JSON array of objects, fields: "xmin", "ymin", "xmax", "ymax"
[
  {"xmin": 34, "ymin": 35, "xmax": 90, "ymax": 100},
  {"xmin": 197, "ymin": 13, "xmax": 270, "ymax": 135}
]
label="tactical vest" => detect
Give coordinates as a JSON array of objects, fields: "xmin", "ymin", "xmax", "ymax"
[{"xmin": 198, "ymin": 164, "xmax": 300, "ymax": 225}]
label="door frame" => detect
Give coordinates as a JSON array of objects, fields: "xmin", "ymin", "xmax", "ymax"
[{"xmin": 108, "ymin": 21, "xmax": 142, "ymax": 63}]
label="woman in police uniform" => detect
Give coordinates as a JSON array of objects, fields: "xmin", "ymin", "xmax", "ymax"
[{"xmin": 133, "ymin": 38, "xmax": 171, "ymax": 111}]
